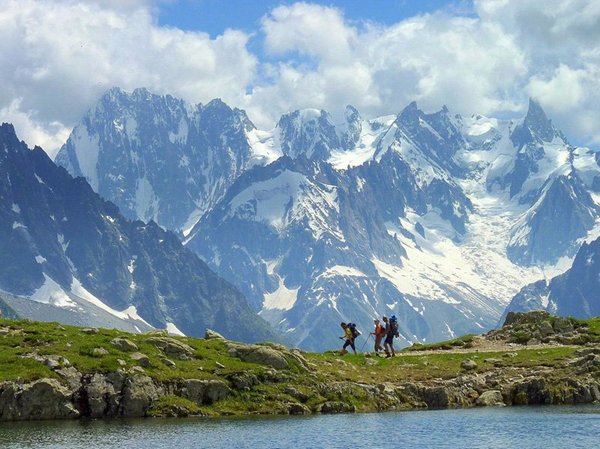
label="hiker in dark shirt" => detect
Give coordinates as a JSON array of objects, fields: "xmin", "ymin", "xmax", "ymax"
[{"xmin": 382, "ymin": 315, "xmax": 397, "ymax": 358}]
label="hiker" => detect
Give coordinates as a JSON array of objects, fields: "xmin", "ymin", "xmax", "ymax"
[
  {"xmin": 370, "ymin": 318, "xmax": 385, "ymax": 354},
  {"xmin": 339, "ymin": 322, "xmax": 357, "ymax": 355},
  {"xmin": 383, "ymin": 315, "xmax": 398, "ymax": 358}
]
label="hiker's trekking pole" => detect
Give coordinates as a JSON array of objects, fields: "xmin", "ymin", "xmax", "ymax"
[{"xmin": 360, "ymin": 334, "xmax": 371, "ymax": 352}]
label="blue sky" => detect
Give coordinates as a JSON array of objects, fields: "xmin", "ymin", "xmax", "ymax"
[
  {"xmin": 158, "ymin": 0, "xmax": 473, "ymax": 37},
  {"xmin": 1, "ymin": 0, "xmax": 600, "ymax": 154}
]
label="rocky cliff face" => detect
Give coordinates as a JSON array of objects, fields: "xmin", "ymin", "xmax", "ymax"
[
  {"xmin": 0, "ymin": 123, "xmax": 276, "ymax": 342},
  {"xmin": 505, "ymin": 236, "xmax": 600, "ymax": 320},
  {"xmin": 55, "ymin": 88, "xmax": 260, "ymax": 234}
]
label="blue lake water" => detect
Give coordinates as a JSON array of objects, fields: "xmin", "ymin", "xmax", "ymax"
[{"xmin": 2, "ymin": 405, "xmax": 600, "ymax": 448}]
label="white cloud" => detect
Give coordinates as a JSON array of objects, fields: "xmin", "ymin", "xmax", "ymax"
[
  {"xmin": 248, "ymin": 4, "xmax": 527, "ymax": 128},
  {"xmin": 1, "ymin": 0, "xmax": 600, "ymax": 153},
  {"xmin": 0, "ymin": 0, "xmax": 256, "ymax": 154}
]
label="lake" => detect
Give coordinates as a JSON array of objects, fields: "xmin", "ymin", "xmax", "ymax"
[{"xmin": 1, "ymin": 405, "xmax": 600, "ymax": 448}]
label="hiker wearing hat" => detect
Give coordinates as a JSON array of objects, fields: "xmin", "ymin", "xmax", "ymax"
[
  {"xmin": 383, "ymin": 315, "xmax": 398, "ymax": 358},
  {"xmin": 339, "ymin": 322, "xmax": 356, "ymax": 355},
  {"xmin": 370, "ymin": 318, "xmax": 386, "ymax": 354}
]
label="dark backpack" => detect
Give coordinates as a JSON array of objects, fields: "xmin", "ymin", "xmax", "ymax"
[
  {"xmin": 348, "ymin": 322, "xmax": 361, "ymax": 339},
  {"xmin": 390, "ymin": 316, "xmax": 399, "ymax": 338}
]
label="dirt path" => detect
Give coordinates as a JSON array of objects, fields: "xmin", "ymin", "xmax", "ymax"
[{"xmin": 396, "ymin": 336, "xmax": 576, "ymax": 357}]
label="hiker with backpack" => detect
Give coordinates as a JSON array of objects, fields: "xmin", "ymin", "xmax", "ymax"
[
  {"xmin": 339, "ymin": 321, "xmax": 360, "ymax": 354},
  {"xmin": 370, "ymin": 318, "xmax": 386, "ymax": 354},
  {"xmin": 382, "ymin": 315, "xmax": 399, "ymax": 358}
]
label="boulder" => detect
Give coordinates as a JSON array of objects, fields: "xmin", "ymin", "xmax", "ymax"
[
  {"xmin": 421, "ymin": 386, "xmax": 450, "ymax": 408},
  {"xmin": 180, "ymin": 379, "xmax": 231, "ymax": 404},
  {"xmin": 130, "ymin": 352, "xmax": 150, "ymax": 367},
  {"xmin": 91, "ymin": 347, "xmax": 109, "ymax": 357},
  {"xmin": 0, "ymin": 379, "xmax": 79, "ymax": 420},
  {"xmin": 147, "ymin": 337, "xmax": 195, "ymax": 360},
  {"xmin": 83, "ymin": 373, "xmax": 120, "ymax": 418},
  {"xmin": 228, "ymin": 344, "xmax": 289, "ymax": 370},
  {"xmin": 461, "ymin": 359, "xmax": 478, "ymax": 371},
  {"xmin": 538, "ymin": 320, "xmax": 555, "ymax": 337},
  {"xmin": 230, "ymin": 372, "xmax": 259, "ymax": 391},
  {"xmin": 120, "ymin": 374, "xmax": 161, "ymax": 417},
  {"xmin": 288, "ymin": 403, "xmax": 311, "ymax": 415},
  {"xmin": 205, "ymin": 329, "xmax": 225, "ymax": 340},
  {"xmin": 476, "ymin": 390, "xmax": 504, "ymax": 407},
  {"xmin": 111, "ymin": 338, "xmax": 138, "ymax": 352}
]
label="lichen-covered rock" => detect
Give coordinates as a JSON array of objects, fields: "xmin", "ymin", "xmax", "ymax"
[
  {"xmin": 91, "ymin": 347, "xmax": 109, "ymax": 357},
  {"xmin": 461, "ymin": 359, "xmax": 478, "ymax": 371},
  {"xmin": 421, "ymin": 386, "xmax": 450, "ymax": 408},
  {"xmin": 0, "ymin": 379, "xmax": 79, "ymax": 421},
  {"xmin": 119, "ymin": 374, "xmax": 161, "ymax": 417},
  {"xmin": 476, "ymin": 390, "xmax": 504, "ymax": 406},
  {"xmin": 111, "ymin": 338, "xmax": 138, "ymax": 352},
  {"xmin": 147, "ymin": 337, "xmax": 195, "ymax": 360},
  {"xmin": 180, "ymin": 379, "xmax": 231, "ymax": 405},
  {"xmin": 227, "ymin": 344, "xmax": 289, "ymax": 370},
  {"xmin": 83, "ymin": 373, "xmax": 120, "ymax": 418},
  {"xmin": 130, "ymin": 352, "xmax": 150, "ymax": 367},
  {"xmin": 230, "ymin": 372, "xmax": 259, "ymax": 391}
]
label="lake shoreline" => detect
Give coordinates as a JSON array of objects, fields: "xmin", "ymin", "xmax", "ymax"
[{"xmin": 2, "ymin": 311, "xmax": 600, "ymax": 421}]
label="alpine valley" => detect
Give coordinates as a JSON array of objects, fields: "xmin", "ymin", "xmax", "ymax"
[{"xmin": 11, "ymin": 87, "xmax": 598, "ymax": 351}]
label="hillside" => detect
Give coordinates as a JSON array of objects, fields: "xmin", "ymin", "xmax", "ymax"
[{"xmin": 1, "ymin": 311, "xmax": 600, "ymax": 420}]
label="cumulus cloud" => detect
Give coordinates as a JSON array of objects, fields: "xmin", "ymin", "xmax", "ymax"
[
  {"xmin": 0, "ymin": 0, "xmax": 256, "ymax": 156},
  {"xmin": 1, "ymin": 0, "xmax": 600, "ymax": 154},
  {"xmin": 248, "ymin": 2, "xmax": 527, "ymax": 128}
]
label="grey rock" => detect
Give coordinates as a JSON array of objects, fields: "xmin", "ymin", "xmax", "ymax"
[
  {"xmin": 147, "ymin": 337, "xmax": 195, "ymax": 360},
  {"xmin": 230, "ymin": 372, "xmax": 259, "ymax": 390},
  {"xmin": 84, "ymin": 373, "xmax": 119, "ymax": 418},
  {"xmin": 91, "ymin": 347, "xmax": 109, "ymax": 357},
  {"xmin": 228, "ymin": 344, "xmax": 289, "ymax": 370},
  {"xmin": 283, "ymin": 387, "xmax": 309, "ymax": 402},
  {"xmin": 120, "ymin": 374, "xmax": 161, "ymax": 417},
  {"xmin": 180, "ymin": 379, "xmax": 231, "ymax": 405},
  {"xmin": 538, "ymin": 320, "xmax": 554, "ymax": 337},
  {"xmin": 205, "ymin": 329, "xmax": 225, "ymax": 340},
  {"xmin": 421, "ymin": 386, "xmax": 450, "ymax": 408},
  {"xmin": 461, "ymin": 359, "xmax": 478, "ymax": 371},
  {"xmin": 111, "ymin": 338, "xmax": 138, "ymax": 352},
  {"xmin": 476, "ymin": 390, "xmax": 504, "ymax": 407},
  {"xmin": 316, "ymin": 401, "xmax": 356, "ymax": 414},
  {"xmin": 0, "ymin": 379, "xmax": 79, "ymax": 421},
  {"xmin": 288, "ymin": 403, "xmax": 311, "ymax": 415},
  {"xmin": 161, "ymin": 358, "xmax": 177, "ymax": 368},
  {"xmin": 130, "ymin": 352, "xmax": 150, "ymax": 367}
]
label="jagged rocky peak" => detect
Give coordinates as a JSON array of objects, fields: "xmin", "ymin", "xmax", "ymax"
[
  {"xmin": 511, "ymin": 98, "xmax": 565, "ymax": 148},
  {"xmin": 507, "ymin": 172, "xmax": 599, "ymax": 266},
  {"xmin": 340, "ymin": 104, "xmax": 362, "ymax": 149},
  {"xmin": 0, "ymin": 123, "xmax": 23, "ymax": 157},
  {"xmin": 277, "ymin": 108, "xmax": 341, "ymax": 160},
  {"xmin": 55, "ymin": 87, "xmax": 257, "ymax": 232},
  {"xmin": 393, "ymin": 101, "xmax": 465, "ymax": 175}
]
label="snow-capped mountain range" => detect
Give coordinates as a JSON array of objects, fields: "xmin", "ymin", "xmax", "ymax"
[
  {"xmin": 0, "ymin": 123, "xmax": 277, "ymax": 343},
  {"xmin": 55, "ymin": 88, "xmax": 600, "ymax": 350}
]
